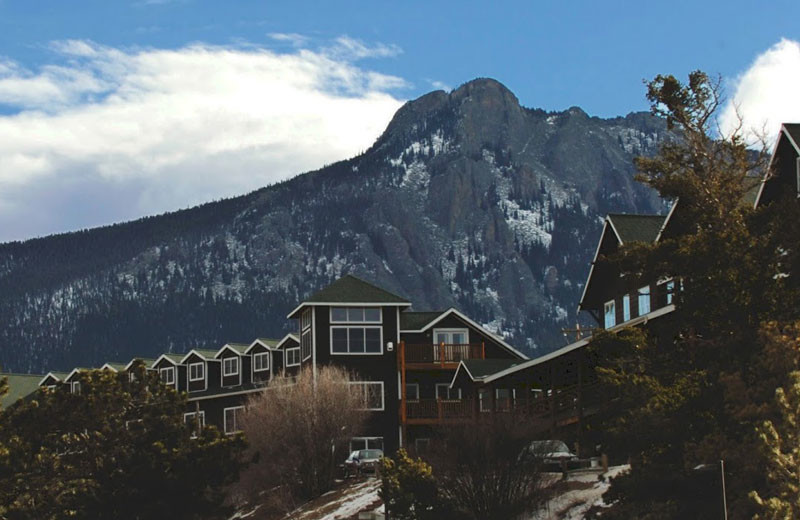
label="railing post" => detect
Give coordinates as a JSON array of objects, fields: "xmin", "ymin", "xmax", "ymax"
[{"xmin": 439, "ymin": 342, "xmax": 445, "ymax": 367}]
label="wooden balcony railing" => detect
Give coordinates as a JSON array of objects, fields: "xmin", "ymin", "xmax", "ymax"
[
  {"xmin": 405, "ymin": 398, "xmax": 474, "ymax": 423},
  {"xmin": 402, "ymin": 343, "xmax": 485, "ymax": 366}
]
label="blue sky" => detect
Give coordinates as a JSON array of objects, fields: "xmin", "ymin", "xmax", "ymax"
[{"xmin": 0, "ymin": 0, "xmax": 799, "ymax": 241}]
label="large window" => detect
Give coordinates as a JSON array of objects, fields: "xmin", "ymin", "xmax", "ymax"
[
  {"xmin": 253, "ymin": 352, "xmax": 269, "ymax": 372},
  {"xmin": 184, "ymin": 411, "xmax": 205, "ymax": 438},
  {"xmin": 479, "ymin": 388, "xmax": 490, "ymax": 412},
  {"xmin": 604, "ymin": 300, "xmax": 616, "ymax": 328},
  {"xmin": 330, "ymin": 307, "xmax": 381, "ymax": 323},
  {"xmin": 433, "ymin": 329, "xmax": 468, "ymax": 345},
  {"xmin": 189, "ymin": 362, "xmax": 204, "ymax": 382},
  {"xmin": 223, "ymin": 357, "xmax": 239, "ymax": 377},
  {"xmin": 350, "ymin": 437, "xmax": 383, "ymax": 451},
  {"xmin": 331, "ymin": 327, "xmax": 382, "ymax": 354},
  {"xmin": 224, "ymin": 406, "xmax": 244, "ymax": 434},
  {"xmin": 623, "ymin": 295, "xmax": 631, "ymax": 322},
  {"xmin": 160, "ymin": 367, "xmax": 175, "ymax": 385},
  {"xmin": 350, "ymin": 381, "xmax": 384, "ymax": 410},
  {"xmin": 436, "ymin": 383, "xmax": 462, "ymax": 400},
  {"xmin": 286, "ymin": 347, "xmax": 301, "ymax": 367},
  {"xmin": 638, "ymin": 285, "xmax": 650, "ymax": 316}
]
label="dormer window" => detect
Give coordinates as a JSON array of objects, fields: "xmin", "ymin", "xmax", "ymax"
[
  {"xmin": 623, "ymin": 295, "xmax": 631, "ymax": 322},
  {"xmin": 223, "ymin": 357, "xmax": 239, "ymax": 377},
  {"xmin": 604, "ymin": 300, "xmax": 616, "ymax": 328},
  {"xmin": 253, "ymin": 352, "xmax": 269, "ymax": 372},
  {"xmin": 189, "ymin": 362, "xmax": 204, "ymax": 382},
  {"xmin": 160, "ymin": 367, "xmax": 175, "ymax": 385}
]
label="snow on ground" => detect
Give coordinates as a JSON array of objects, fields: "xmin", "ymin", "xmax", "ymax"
[
  {"xmin": 530, "ymin": 465, "xmax": 630, "ymax": 520},
  {"xmin": 293, "ymin": 478, "xmax": 381, "ymax": 520}
]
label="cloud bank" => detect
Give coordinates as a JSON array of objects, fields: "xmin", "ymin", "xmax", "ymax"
[
  {"xmin": 0, "ymin": 38, "xmax": 407, "ymax": 242},
  {"xmin": 720, "ymin": 38, "xmax": 800, "ymax": 145}
]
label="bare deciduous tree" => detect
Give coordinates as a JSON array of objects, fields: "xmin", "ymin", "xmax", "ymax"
[
  {"xmin": 234, "ymin": 365, "xmax": 366, "ymax": 514},
  {"xmin": 427, "ymin": 413, "xmax": 550, "ymax": 520}
]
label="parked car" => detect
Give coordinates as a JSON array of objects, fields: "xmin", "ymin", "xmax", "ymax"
[
  {"xmin": 525, "ymin": 440, "xmax": 578, "ymax": 470},
  {"xmin": 342, "ymin": 448, "xmax": 384, "ymax": 477}
]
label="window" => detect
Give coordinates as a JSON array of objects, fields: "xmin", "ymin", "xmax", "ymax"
[
  {"xmin": 253, "ymin": 352, "xmax": 269, "ymax": 372},
  {"xmin": 331, "ymin": 327, "xmax": 382, "ymax": 354},
  {"xmin": 350, "ymin": 381, "xmax": 384, "ymax": 410},
  {"xmin": 436, "ymin": 383, "xmax": 462, "ymax": 400},
  {"xmin": 286, "ymin": 347, "xmax": 301, "ymax": 367},
  {"xmin": 224, "ymin": 406, "xmax": 244, "ymax": 434},
  {"xmin": 479, "ymin": 388, "xmax": 490, "ymax": 412},
  {"xmin": 350, "ymin": 437, "xmax": 383, "ymax": 451},
  {"xmin": 160, "ymin": 367, "xmax": 175, "ymax": 385},
  {"xmin": 301, "ymin": 308, "xmax": 312, "ymax": 331},
  {"xmin": 331, "ymin": 307, "xmax": 382, "ymax": 323},
  {"xmin": 638, "ymin": 286, "xmax": 650, "ymax": 316},
  {"xmin": 223, "ymin": 357, "xmax": 239, "ymax": 377},
  {"xmin": 184, "ymin": 411, "xmax": 205, "ymax": 438},
  {"xmin": 495, "ymin": 388, "xmax": 513, "ymax": 412},
  {"xmin": 71, "ymin": 381, "xmax": 81, "ymax": 395},
  {"xmin": 433, "ymin": 329, "xmax": 468, "ymax": 345},
  {"xmin": 666, "ymin": 280, "xmax": 675, "ymax": 305},
  {"xmin": 405, "ymin": 383, "xmax": 419, "ymax": 401},
  {"xmin": 623, "ymin": 295, "xmax": 631, "ymax": 322},
  {"xmin": 301, "ymin": 330, "xmax": 312, "ymax": 360},
  {"xmin": 189, "ymin": 362, "xmax": 204, "ymax": 382},
  {"xmin": 604, "ymin": 300, "xmax": 616, "ymax": 328}
]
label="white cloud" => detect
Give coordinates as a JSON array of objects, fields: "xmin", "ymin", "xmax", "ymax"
[
  {"xmin": 0, "ymin": 38, "xmax": 407, "ymax": 242},
  {"xmin": 720, "ymin": 38, "xmax": 800, "ymax": 145}
]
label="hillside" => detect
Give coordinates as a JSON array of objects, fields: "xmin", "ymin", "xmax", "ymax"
[{"xmin": 0, "ymin": 78, "xmax": 668, "ymax": 372}]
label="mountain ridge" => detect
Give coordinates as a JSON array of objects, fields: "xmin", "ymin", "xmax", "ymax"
[{"xmin": 0, "ymin": 78, "xmax": 669, "ymax": 373}]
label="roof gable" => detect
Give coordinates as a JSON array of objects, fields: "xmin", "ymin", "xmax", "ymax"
[
  {"xmin": 1, "ymin": 373, "xmax": 45, "ymax": 408},
  {"xmin": 607, "ymin": 214, "xmax": 666, "ymax": 244},
  {"xmin": 400, "ymin": 311, "xmax": 445, "ymax": 331},
  {"xmin": 288, "ymin": 275, "xmax": 410, "ymax": 318}
]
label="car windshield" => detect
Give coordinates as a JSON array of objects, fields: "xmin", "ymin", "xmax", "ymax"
[{"xmin": 360, "ymin": 449, "xmax": 383, "ymax": 459}]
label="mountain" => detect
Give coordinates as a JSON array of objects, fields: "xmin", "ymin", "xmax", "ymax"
[{"xmin": 0, "ymin": 78, "xmax": 669, "ymax": 373}]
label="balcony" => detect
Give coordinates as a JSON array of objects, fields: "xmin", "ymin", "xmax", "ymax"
[
  {"xmin": 400, "ymin": 342, "xmax": 485, "ymax": 369},
  {"xmin": 403, "ymin": 398, "xmax": 474, "ymax": 425}
]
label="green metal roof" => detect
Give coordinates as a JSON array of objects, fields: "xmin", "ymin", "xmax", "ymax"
[
  {"xmin": 607, "ymin": 214, "xmax": 666, "ymax": 243},
  {"xmin": 400, "ymin": 311, "xmax": 444, "ymax": 330},
  {"xmin": 304, "ymin": 275, "xmax": 409, "ymax": 305},
  {"xmin": 461, "ymin": 359, "xmax": 522, "ymax": 379},
  {"xmin": 1, "ymin": 373, "xmax": 45, "ymax": 409},
  {"xmin": 223, "ymin": 343, "xmax": 251, "ymax": 354},
  {"xmin": 256, "ymin": 338, "xmax": 282, "ymax": 347},
  {"xmin": 193, "ymin": 349, "xmax": 220, "ymax": 359},
  {"xmin": 103, "ymin": 362, "xmax": 128, "ymax": 371}
]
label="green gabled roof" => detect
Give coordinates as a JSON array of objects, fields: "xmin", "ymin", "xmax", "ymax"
[
  {"xmin": 160, "ymin": 354, "xmax": 184, "ymax": 364},
  {"xmin": 461, "ymin": 359, "xmax": 522, "ymax": 379},
  {"xmin": 223, "ymin": 343, "xmax": 251, "ymax": 354},
  {"xmin": 400, "ymin": 311, "xmax": 444, "ymax": 330},
  {"xmin": 128, "ymin": 357, "xmax": 157, "ymax": 368},
  {"xmin": 305, "ymin": 275, "xmax": 409, "ymax": 305},
  {"xmin": 1, "ymin": 373, "xmax": 45, "ymax": 409},
  {"xmin": 607, "ymin": 214, "xmax": 666, "ymax": 244},
  {"xmin": 193, "ymin": 349, "xmax": 220, "ymax": 360},
  {"xmin": 103, "ymin": 362, "xmax": 128, "ymax": 371}
]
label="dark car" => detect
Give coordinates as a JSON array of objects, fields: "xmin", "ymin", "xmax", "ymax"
[
  {"xmin": 524, "ymin": 440, "xmax": 578, "ymax": 471},
  {"xmin": 343, "ymin": 448, "xmax": 384, "ymax": 477}
]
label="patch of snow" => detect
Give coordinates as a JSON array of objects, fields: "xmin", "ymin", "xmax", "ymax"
[
  {"xmin": 554, "ymin": 306, "xmax": 568, "ymax": 322},
  {"xmin": 318, "ymin": 480, "xmax": 380, "ymax": 520},
  {"xmin": 529, "ymin": 465, "xmax": 630, "ymax": 520}
]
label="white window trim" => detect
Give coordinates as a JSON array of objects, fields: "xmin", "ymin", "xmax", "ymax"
[
  {"xmin": 604, "ymin": 300, "xmax": 616, "ymax": 328},
  {"xmin": 622, "ymin": 294, "xmax": 630, "ymax": 321},
  {"xmin": 286, "ymin": 347, "xmax": 301, "ymax": 367},
  {"xmin": 184, "ymin": 411, "xmax": 205, "ymax": 438},
  {"xmin": 159, "ymin": 366, "xmax": 176, "ymax": 386},
  {"xmin": 350, "ymin": 381, "xmax": 385, "ymax": 411},
  {"xmin": 638, "ymin": 285, "xmax": 651, "ymax": 316},
  {"xmin": 253, "ymin": 352, "xmax": 269, "ymax": 372},
  {"xmin": 71, "ymin": 381, "xmax": 81, "ymax": 395},
  {"xmin": 405, "ymin": 383, "xmax": 420, "ymax": 401},
  {"xmin": 223, "ymin": 357, "xmax": 239, "ymax": 377},
  {"xmin": 435, "ymin": 383, "xmax": 462, "ymax": 400},
  {"xmin": 330, "ymin": 326, "xmax": 384, "ymax": 355},
  {"xmin": 330, "ymin": 306, "xmax": 382, "ymax": 324},
  {"xmin": 350, "ymin": 436, "xmax": 384, "ymax": 452},
  {"xmin": 224, "ymin": 406, "xmax": 244, "ymax": 435},
  {"xmin": 478, "ymin": 388, "xmax": 490, "ymax": 412},
  {"xmin": 301, "ymin": 330, "xmax": 312, "ymax": 362},
  {"xmin": 432, "ymin": 328, "xmax": 470, "ymax": 344},
  {"xmin": 189, "ymin": 362, "xmax": 205, "ymax": 382}
]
